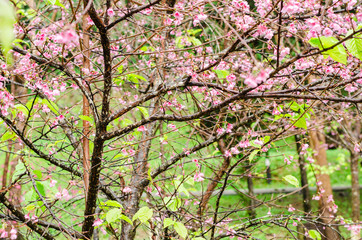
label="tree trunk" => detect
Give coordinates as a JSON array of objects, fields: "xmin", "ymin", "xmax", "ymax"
[
  {"xmin": 198, "ymin": 139, "xmax": 230, "ymax": 215},
  {"xmin": 309, "ymin": 128, "xmax": 339, "ymax": 240},
  {"xmin": 82, "ymin": 14, "xmax": 91, "ymax": 199},
  {"xmin": 350, "ymin": 152, "xmax": 360, "ymax": 240},
  {"xmin": 246, "ymin": 167, "xmax": 256, "ymax": 219},
  {"xmin": 295, "ymin": 135, "xmax": 311, "ymax": 214}
]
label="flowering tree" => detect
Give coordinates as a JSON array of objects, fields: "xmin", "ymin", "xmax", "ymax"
[{"xmin": 0, "ymin": 0, "xmax": 361, "ymax": 239}]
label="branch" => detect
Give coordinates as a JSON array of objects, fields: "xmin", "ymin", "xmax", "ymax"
[
  {"xmin": 106, "ymin": 0, "xmax": 163, "ymax": 30},
  {"xmin": 0, "ymin": 194, "xmax": 55, "ymax": 240}
]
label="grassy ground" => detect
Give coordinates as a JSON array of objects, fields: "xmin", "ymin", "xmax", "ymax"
[{"xmin": 1, "ymin": 119, "xmax": 361, "ymax": 239}]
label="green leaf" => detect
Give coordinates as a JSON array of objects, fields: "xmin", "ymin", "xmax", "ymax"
[
  {"xmin": 121, "ymin": 118, "xmax": 133, "ymax": 127},
  {"xmin": 289, "ymin": 101, "xmax": 300, "ymax": 112},
  {"xmin": 14, "ymin": 104, "xmax": 29, "ymax": 116},
  {"xmin": 33, "ymin": 170, "xmax": 42, "ymax": 179},
  {"xmin": 283, "ymin": 175, "xmax": 299, "ymax": 187},
  {"xmin": 166, "ymin": 197, "xmax": 182, "ymax": 211},
  {"xmin": 174, "ymin": 180, "xmax": 189, "ymax": 197},
  {"xmin": 175, "ymin": 36, "xmax": 186, "ymax": 48},
  {"xmin": 185, "ymin": 176, "xmax": 195, "ymax": 186},
  {"xmin": 43, "ymin": 99, "xmax": 59, "ymax": 114},
  {"xmin": 46, "ymin": 0, "xmax": 65, "ymax": 8},
  {"xmin": 137, "ymin": 107, "xmax": 149, "ymax": 118},
  {"xmin": 1, "ymin": 130, "xmax": 16, "ymax": 142},
  {"xmin": 249, "ymin": 150, "xmax": 259, "ymax": 162},
  {"xmin": 0, "ymin": 0, "xmax": 15, "ymax": 60},
  {"xmin": 187, "ymin": 29, "xmax": 202, "ymax": 36},
  {"xmin": 104, "ymin": 200, "xmax": 122, "ymax": 208},
  {"xmin": 132, "ymin": 206, "xmax": 153, "ymax": 223},
  {"xmin": 250, "ymin": 141, "xmax": 262, "ymax": 148},
  {"xmin": 292, "ymin": 115, "xmax": 307, "ymax": 130},
  {"xmin": 54, "ymin": 0, "xmax": 65, "ymax": 8},
  {"xmin": 127, "ymin": 74, "xmax": 146, "ymax": 83},
  {"xmin": 345, "ymin": 33, "xmax": 362, "ymax": 61},
  {"xmin": 24, "ymin": 189, "xmax": 36, "ymax": 202},
  {"xmin": 13, "ymin": 38, "xmax": 30, "ymax": 49},
  {"xmin": 106, "ymin": 208, "xmax": 122, "ymax": 223},
  {"xmin": 163, "ymin": 218, "xmax": 175, "ymax": 228},
  {"xmin": 35, "ymin": 182, "xmax": 46, "ymax": 196},
  {"xmin": 308, "ymin": 36, "xmax": 347, "ymax": 65},
  {"xmin": 263, "ymin": 136, "xmax": 270, "ymax": 143},
  {"xmin": 119, "ymin": 214, "xmax": 133, "ymax": 225},
  {"xmin": 12, "ymin": 160, "xmax": 26, "ymax": 181},
  {"xmin": 25, "ymin": 204, "xmax": 36, "ymax": 211},
  {"xmin": 189, "ymin": 37, "xmax": 202, "ymax": 46},
  {"xmin": 213, "ymin": 69, "xmax": 230, "ymax": 79},
  {"xmin": 79, "ymin": 115, "xmax": 93, "ymax": 124},
  {"xmin": 174, "ymin": 222, "xmax": 188, "ymax": 239},
  {"xmin": 308, "ymin": 230, "xmax": 322, "ymax": 240}
]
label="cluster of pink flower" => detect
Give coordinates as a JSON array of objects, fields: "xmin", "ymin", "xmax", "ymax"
[{"xmin": 0, "ymin": 228, "xmax": 17, "ymax": 239}]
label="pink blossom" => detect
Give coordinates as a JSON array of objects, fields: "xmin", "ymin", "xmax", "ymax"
[
  {"xmin": 0, "ymin": 230, "xmax": 8, "ymax": 238},
  {"xmin": 272, "ymin": 108, "xmax": 281, "ymax": 115},
  {"xmin": 217, "ymin": 128, "xmax": 225, "ymax": 135},
  {"xmin": 142, "ymin": 8, "xmax": 152, "ymax": 15},
  {"xmin": 93, "ymin": 218, "xmax": 103, "ymax": 227},
  {"xmin": 193, "ymin": 13, "xmax": 207, "ymax": 26},
  {"xmin": 57, "ymin": 115, "xmax": 64, "ymax": 121},
  {"xmin": 100, "ymin": 227, "xmax": 107, "ymax": 234},
  {"xmin": 174, "ymin": 11, "xmax": 183, "ymax": 19},
  {"xmin": 107, "ymin": 8, "xmax": 115, "ymax": 17},
  {"xmin": 307, "ymin": 157, "xmax": 314, "ymax": 163},
  {"xmin": 254, "ymin": 139, "xmax": 263, "ymax": 146},
  {"xmin": 264, "ymin": 30, "xmax": 274, "ymax": 39},
  {"xmin": 55, "ymin": 192, "xmax": 62, "ymax": 199},
  {"xmin": 312, "ymin": 195, "xmax": 321, "ymax": 201},
  {"xmin": 10, "ymin": 228, "xmax": 17, "ymax": 240},
  {"xmin": 323, "ymin": 28, "xmax": 333, "ymax": 37},
  {"xmin": 31, "ymin": 215, "xmax": 38, "ymax": 223},
  {"xmin": 57, "ymin": 29, "xmax": 79, "ymax": 44},
  {"xmin": 354, "ymin": 144, "xmax": 360, "ymax": 153},
  {"xmin": 224, "ymin": 150, "xmax": 232, "ymax": 157},
  {"xmin": 288, "ymin": 206, "xmax": 295, "ymax": 212},
  {"xmin": 49, "ymin": 179, "xmax": 57, "ymax": 187},
  {"xmin": 239, "ymin": 140, "xmax": 250, "ymax": 148},
  {"xmin": 226, "ymin": 123, "xmax": 233, "ymax": 133},
  {"xmin": 284, "ymin": 157, "xmax": 291, "ymax": 165},
  {"xmin": 345, "ymin": 84, "xmax": 357, "ymax": 92},
  {"xmin": 194, "ymin": 172, "xmax": 205, "ymax": 182},
  {"xmin": 244, "ymin": 77, "xmax": 257, "ymax": 88},
  {"xmin": 226, "ymin": 74, "xmax": 236, "ymax": 82},
  {"xmin": 231, "ymin": 147, "xmax": 240, "ymax": 154},
  {"xmin": 167, "ymin": 124, "xmax": 177, "ymax": 131},
  {"xmin": 123, "ymin": 186, "xmax": 132, "ymax": 193},
  {"xmin": 128, "ymin": 149, "xmax": 135, "ymax": 156},
  {"xmin": 138, "ymin": 126, "xmax": 147, "ymax": 132},
  {"xmin": 301, "ymin": 144, "xmax": 309, "ymax": 151}
]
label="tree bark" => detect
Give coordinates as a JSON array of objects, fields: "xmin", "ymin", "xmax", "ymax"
[
  {"xmin": 295, "ymin": 135, "xmax": 311, "ymax": 214},
  {"xmin": 198, "ymin": 139, "xmax": 231, "ymax": 215},
  {"xmin": 309, "ymin": 128, "xmax": 339, "ymax": 240},
  {"xmin": 82, "ymin": 14, "xmax": 91, "ymax": 199},
  {"xmin": 350, "ymin": 152, "xmax": 360, "ymax": 240}
]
